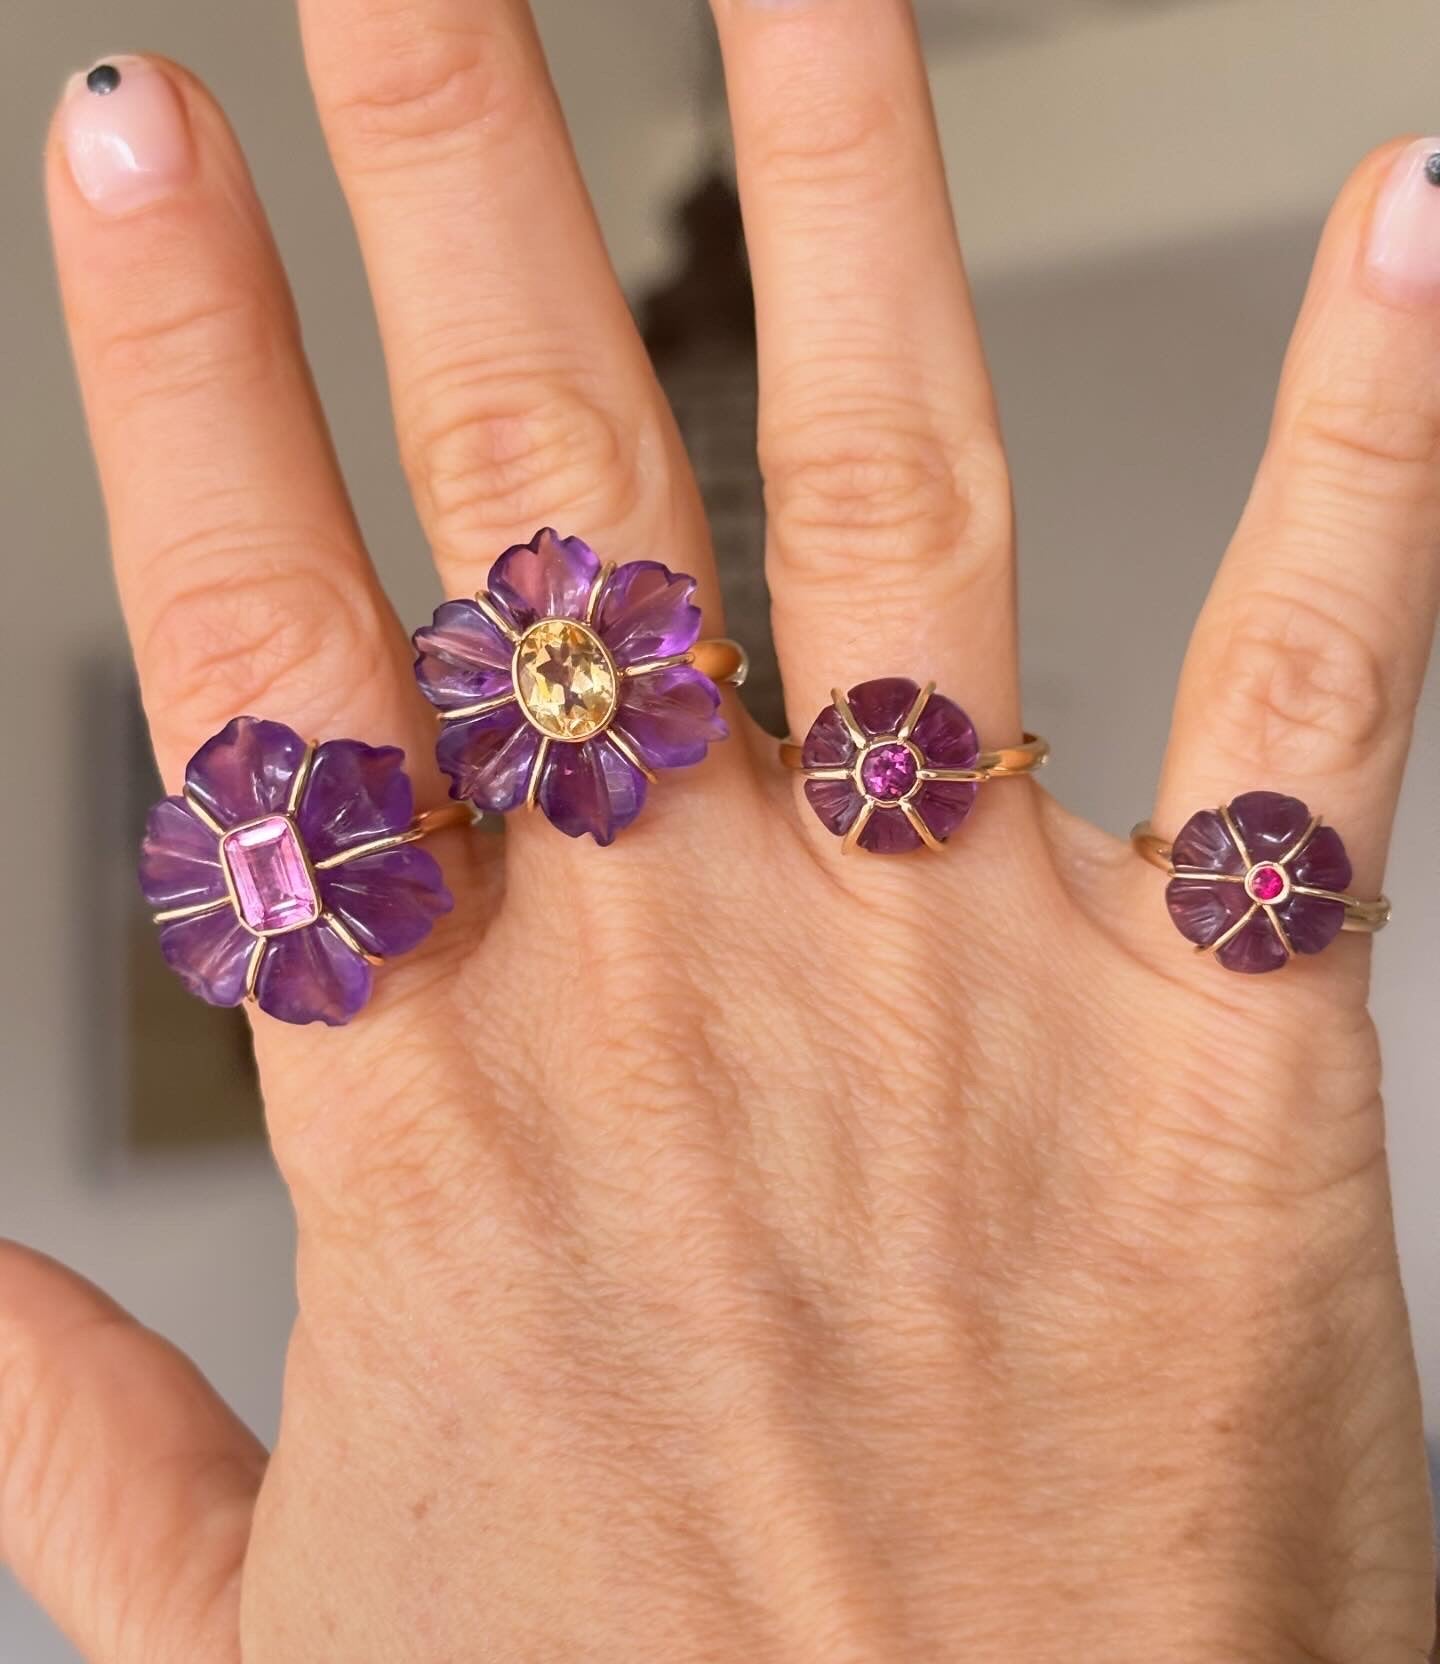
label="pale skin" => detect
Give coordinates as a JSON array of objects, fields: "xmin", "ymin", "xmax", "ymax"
[{"xmin": 2, "ymin": 0, "xmax": 1438, "ymax": 1658}]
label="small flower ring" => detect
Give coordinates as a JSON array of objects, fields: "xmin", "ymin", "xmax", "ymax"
[
  {"xmin": 1133, "ymin": 791, "xmax": 1390, "ymax": 974},
  {"xmin": 780, "ymin": 678, "xmax": 1049, "ymax": 855}
]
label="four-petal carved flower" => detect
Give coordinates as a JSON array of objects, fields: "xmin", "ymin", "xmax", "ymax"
[
  {"xmin": 412, "ymin": 529, "xmax": 728, "ymax": 845},
  {"xmin": 139, "ymin": 717, "xmax": 453, "ymax": 1025},
  {"xmin": 1164, "ymin": 791, "xmax": 1355, "ymax": 974}
]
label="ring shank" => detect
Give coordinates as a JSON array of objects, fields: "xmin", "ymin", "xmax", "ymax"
[
  {"xmin": 780, "ymin": 732, "xmax": 1049, "ymax": 779},
  {"xmin": 1129, "ymin": 821, "xmax": 1391, "ymax": 934},
  {"xmin": 692, "ymin": 638, "xmax": 749, "ymax": 687}
]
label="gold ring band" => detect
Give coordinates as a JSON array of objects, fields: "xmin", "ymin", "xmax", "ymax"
[
  {"xmin": 780, "ymin": 732, "xmax": 1050, "ymax": 782},
  {"xmin": 1131, "ymin": 821, "xmax": 1390, "ymax": 933}
]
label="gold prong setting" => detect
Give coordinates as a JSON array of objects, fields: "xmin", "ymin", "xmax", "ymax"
[{"xmin": 788, "ymin": 678, "xmax": 1044, "ymax": 856}]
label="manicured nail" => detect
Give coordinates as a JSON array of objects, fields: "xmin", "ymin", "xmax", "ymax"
[
  {"xmin": 61, "ymin": 57, "xmax": 192, "ymax": 215},
  {"xmin": 1366, "ymin": 139, "xmax": 1440, "ymax": 300}
]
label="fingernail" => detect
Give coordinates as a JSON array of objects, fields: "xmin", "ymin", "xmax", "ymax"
[
  {"xmin": 1366, "ymin": 138, "xmax": 1440, "ymax": 300},
  {"xmin": 61, "ymin": 57, "xmax": 192, "ymax": 215}
]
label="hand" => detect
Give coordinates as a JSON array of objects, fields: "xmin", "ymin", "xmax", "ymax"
[{"xmin": 7, "ymin": 2, "xmax": 1437, "ymax": 1660}]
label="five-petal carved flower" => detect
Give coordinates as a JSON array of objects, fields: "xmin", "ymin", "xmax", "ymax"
[
  {"xmin": 1164, "ymin": 790, "xmax": 1355, "ymax": 973},
  {"xmin": 413, "ymin": 529, "xmax": 727, "ymax": 844},
  {"xmin": 139, "ymin": 717, "xmax": 453, "ymax": 1025}
]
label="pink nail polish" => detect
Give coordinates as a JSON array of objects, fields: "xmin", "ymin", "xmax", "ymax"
[
  {"xmin": 61, "ymin": 57, "xmax": 192, "ymax": 215},
  {"xmin": 1366, "ymin": 138, "xmax": 1440, "ymax": 301}
]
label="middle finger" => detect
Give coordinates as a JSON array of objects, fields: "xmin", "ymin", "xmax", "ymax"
[{"xmin": 299, "ymin": 0, "xmax": 713, "ymax": 608}]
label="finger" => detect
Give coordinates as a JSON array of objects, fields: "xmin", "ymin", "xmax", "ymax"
[
  {"xmin": 710, "ymin": 0, "xmax": 1018, "ymax": 746},
  {"xmin": 0, "ymin": 1242, "xmax": 263, "ymax": 1664},
  {"xmin": 298, "ymin": 0, "xmax": 716, "ymax": 614},
  {"xmin": 48, "ymin": 57, "xmax": 431, "ymax": 787},
  {"xmin": 1156, "ymin": 140, "xmax": 1440, "ymax": 936}
]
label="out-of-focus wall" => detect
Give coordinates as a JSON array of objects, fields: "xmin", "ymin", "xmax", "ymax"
[{"xmin": 2, "ymin": 2, "xmax": 1435, "ymax": 1657}]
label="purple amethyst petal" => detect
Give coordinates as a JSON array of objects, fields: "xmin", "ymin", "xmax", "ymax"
[
  {"xmin": 139, "ymin": 797, "xmax": 226, "ymax": 912},
  {"xmin": 804, "ymin": 777, "xmax": 864, "ymax": 837},
  {"xmin": 296, "ymin": 740, "xmax": 413, "ymax": 862},
  {"xmin": 593, "ymin": 561, "xmax": 703, "ymax": 665},
  {"xmin": 255, "ymin": 921, "xmax": 372, "ymax": 1026},
  {"xmin": 1171, "ymin": 808, "xmax": 1245, "ymax": 876},
  {"xmin": 910, "ymin": 694, "xmax": 979, "ymax": 770},
  {"xmin": 319, "ymin": 845, "xmax": 453, "ymax": 958},
  {"xmin": 185, "ymin": 717, "xmax": 307, "ymax": 829},
  {"xmin": 157, "ymin": 907, "xmax": 255, "ymax": 1008},
  {"xmin": 1228, "ymin": 791, "xmax": 1314, "ymax": 865},
  {"xmin": 859, "ymin": 806, "xmax": 923, "ymax": 855},
  {"xmin": 488, "ymin": 528, "xmax": 601, "ymax": 628},
  {"xmin": 412, "ymin": 599, "xmax": 514, "ymax": 712},
  {"xmin": 801, "ymin": 705, "xmax": 856, "ymax": 769},
  {"xmin": 848, "ymin": 678, "xmax": 919, "ymax": 738},
  {"xmin": 435, "ymin": 703, "xmax": 542, "ymax": 813},
  {"xmin": 1275, "ymin": 892, "xmax": 1347, "ymax": 957},
  {"xmin": 1215, "ymin": 911, "xmax": 1291, "ymax": 975},
  {"xmin": 613, "ymin": 665, "xmax": 726, "ymax": 770},
  {"xmin": 914, "ymin": 779, "xmax": 978, "ymax": 842},
  {"xmin": 1289, "ymin": 824, "xmax": 1353, "ymax": 895},
  {"xmin": 537, "ymin": 738, "xmax": 646, "ymax": 844},
  {"xmin": 1165, "ymin": 875, "xmax": 1253, "ymax": 947}
]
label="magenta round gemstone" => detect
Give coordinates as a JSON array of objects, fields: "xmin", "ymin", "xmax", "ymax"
[
  {"xmin": 1248, "ymin": 863, "xmax": 1286, "ymax": 902},
  {"xmin": 859, "ymin": 742, "xmax": 918, "ymax": 802}
]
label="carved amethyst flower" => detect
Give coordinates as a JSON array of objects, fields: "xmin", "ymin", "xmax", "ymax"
[
  {"xmin": 139, "ymin": 717, "xmax": 453, "ymax": 1026},
  {"xmin": 801, "ymin": 678, "xmax": 981, "ymax": 854},
  {"xmin": 413, "ymin": 528, "xmax": 727, "ymax": 845},
  {"xmin": 1165, "ymin": 791, "xmax": 1354, "ymax": 974}
]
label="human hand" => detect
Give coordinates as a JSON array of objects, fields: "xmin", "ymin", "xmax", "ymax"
[{"xmin": 6, "ymin": 2, "xmax": 1438, "ymax": 1660}]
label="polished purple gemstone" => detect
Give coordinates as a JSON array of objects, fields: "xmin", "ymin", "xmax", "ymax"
[
  {"xmin": 221, "ymin": 816, "xmax": 320, "ymax": 934},
  {"xmin": 860, "ymin": 743, "xmax": 918, "ymax": 801}
]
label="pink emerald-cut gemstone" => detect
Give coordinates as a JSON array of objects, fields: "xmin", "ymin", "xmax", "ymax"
[
  {"xmin": 860, "ymin": 742, "xmax": 919, "ymax": 802},
  {"xmin": 1248, "ymin": 863, "xmax": 1286, "ymax": 903},
  {"xmin": 222, "ymin": 815, "xmax": 320, "ymax": 934}
]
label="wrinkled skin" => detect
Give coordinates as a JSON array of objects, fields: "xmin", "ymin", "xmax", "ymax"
[{"xmin": 4, "ymin": 2, "xmax": 1437, "ymax": 1662}]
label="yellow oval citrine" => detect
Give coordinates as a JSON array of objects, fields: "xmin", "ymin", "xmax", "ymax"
[{"xmin": 514, "ymin": 619, "xmax": 618, "ymax": 741}]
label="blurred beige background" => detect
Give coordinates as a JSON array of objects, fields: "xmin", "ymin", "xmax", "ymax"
[{"xmin": 3, "ymin": 1, "xmax": 1438, "ymax": 1655}]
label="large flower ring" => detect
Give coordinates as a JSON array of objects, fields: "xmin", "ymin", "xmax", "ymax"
[
  {"xmin": 781, "ymin": 678, "xmax": 1050, "ymax": 855},
  {"xmin": 413, "ymin": 529, "xmax": 747, "ymax": 845},
  {"xmin": 1133, "ymin": 791, "xmax": 1390, "ymax": 974},
  {"xmin": 139, "ymin": 717, "xmax": 465, "ymax": 1026}
]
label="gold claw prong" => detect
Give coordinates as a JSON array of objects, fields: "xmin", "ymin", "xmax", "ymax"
[
  {"xmin": 831, "ymin": 689, "xmax": 868, "ymax": 752},
  {"xmin": 525, "ymin": 736, "xmax": 552, "ymax": 811},
  {"xmin": 607, "ymin": 728, "xmax": 657, "ymax": 784},
  {"xmin": 897, "ymin": 681, "xmax": 935, "ymax": 741},
  {"xmin": 900, "ymin": 799, "xmax": 943, "ymax": 852},
  {"xmin": 841, "ymin": 799, "xmax": 875, "ymax": 856},
  {"xmin": 475, "ymin": 590, "xmax": 521, "ymax": 645}
]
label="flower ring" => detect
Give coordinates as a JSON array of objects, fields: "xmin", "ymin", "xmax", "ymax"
[
  {"xmin": 1133, "ymin": 791, "xmax": 1391, "ymax": 974},
  {"xmin": 413, "ymin": 529, "xmax": 747, "ymax": 845},
  {"xmin": 139, "ymin": 717, "xmax": 463, "ymax": 1026},
  {"xmin": 780, "ymin": 678, "xmax": 1049, "ymax": 855}
]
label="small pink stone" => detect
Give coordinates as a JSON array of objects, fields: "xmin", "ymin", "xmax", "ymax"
[
  {"xmin": 222, "ymin": 816, "xmax": 320, "ymax": 934},
  {"xmin": 859, "ymin": 742, "xmax": 919, "ymax": 802},
  {"xmin": 1248, "ymin": 863, "xmax": 1286, "ymax": 903}
]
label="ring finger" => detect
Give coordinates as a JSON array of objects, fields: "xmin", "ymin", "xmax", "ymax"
[{"xmin": 710, "ymin": 0, "xmax": 1019, "ymax": 753}]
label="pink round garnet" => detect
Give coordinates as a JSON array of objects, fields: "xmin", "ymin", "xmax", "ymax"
[
  {"xmin": 1247, "ymin": 862, "xmax": 1286, "ymax": 903},
  {"xmin": 859, "ymin": 742, "xmax": 919, "ymax": 802}
]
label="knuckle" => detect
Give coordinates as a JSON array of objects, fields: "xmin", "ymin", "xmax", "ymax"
[
  {"xmin": 752, "ymin": 84, "xmax": 895, "ymax": 192},
  {"xmin": 95, "ymin": 287, "xmax": 291, "ymax": 411},
  {"xmin": 317, "ymin": 22, "xmax": 515, "ymax": 155},
  {"xmin": 1287, "ymin": 379, "xmax": 1440, "ymax": 479},
  {"xmin": 1201, "ymin": 589, "xmax": 1392, "ymax": 778},
  {"xmin": 761, "ymin": 415, "xmax": 1011, "ymax": 594},
  {"xmin": 139, "ymin": 542, "xmax": 384, "ymax": 735},
  {"xmin": 404, "ymin": 377, "xmax": 642, "ymax": 554}
]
